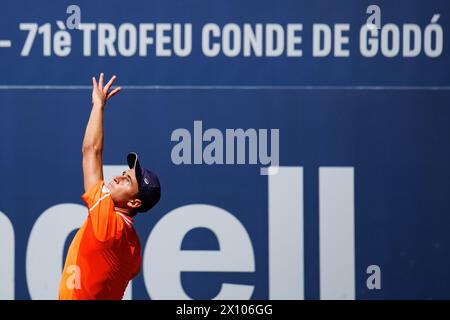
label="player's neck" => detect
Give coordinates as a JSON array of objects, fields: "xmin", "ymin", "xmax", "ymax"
[{"xmin": 114, "ymin": 206, "xmax": 134, "ymax": 217}]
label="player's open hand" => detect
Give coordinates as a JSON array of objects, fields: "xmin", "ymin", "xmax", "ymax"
[{"xmin": 92, "ymin": 73, "xmax": 121, "ymax": 107}]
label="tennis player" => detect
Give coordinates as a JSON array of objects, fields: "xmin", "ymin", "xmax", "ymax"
[{"xmin": 58, "ymin": 73, "xmax": 161, "ymax": 300}]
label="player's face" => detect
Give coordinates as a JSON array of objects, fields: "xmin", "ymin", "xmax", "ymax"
[{"xmin": 108, "ymin": 168, "xmax": 140, "ymax": 207}]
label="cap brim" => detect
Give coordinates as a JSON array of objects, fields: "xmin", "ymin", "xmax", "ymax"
[{"xmin": 127, "ymin": 152, "xmax": 143, "ymax": 185}]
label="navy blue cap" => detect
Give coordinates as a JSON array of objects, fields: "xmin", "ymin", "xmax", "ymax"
[{"xmin": 127, "ymin": 152, "xmax": 161, "ymax": 213}]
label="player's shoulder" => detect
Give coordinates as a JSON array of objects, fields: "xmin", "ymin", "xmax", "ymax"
[{"xmin": 114, "ymin": 211, "xmax": 134, "ymax": 229}]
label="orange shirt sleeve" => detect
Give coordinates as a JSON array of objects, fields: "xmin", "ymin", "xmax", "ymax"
[{"xmin": 81, "ymin": 180, "xmax": 122, "ymax": 241}]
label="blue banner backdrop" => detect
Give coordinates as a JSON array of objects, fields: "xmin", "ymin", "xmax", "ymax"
[{"xmin": 0, "ymin": 0, "xmax": 449, "ymax": 299}]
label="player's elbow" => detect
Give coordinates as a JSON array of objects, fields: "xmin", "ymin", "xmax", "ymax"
[{"xmin": 82, "ymin": 143, "xmax": 102, "ymax": 156}]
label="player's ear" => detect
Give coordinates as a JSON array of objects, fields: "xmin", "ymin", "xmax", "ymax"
[{"xmin": 127, "ymin": 198, "xmax": 142, "ymax": 210}]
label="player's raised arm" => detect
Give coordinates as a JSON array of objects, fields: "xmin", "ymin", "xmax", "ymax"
[{"xmin": 82, "ymin": 73, "xmax": 121, "ymax": 193}]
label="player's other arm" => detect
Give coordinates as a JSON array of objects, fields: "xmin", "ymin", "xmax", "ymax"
[{"xmin": 82, "ymin": 73, "xmax": 121, "ymax": 193}]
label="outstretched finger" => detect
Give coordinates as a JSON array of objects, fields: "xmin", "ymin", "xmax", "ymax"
[
  {"xmin": 99, "ymin": 72, "xmax": 104, "ymax": 88},
  {"xmin": 104, "ymin": 75, "xmax": 117, "ymax": 93},
  {"xmin": 107, "ymin": 87, "xmax": 121, "ymax": 100},
  {"xmin": 92, "ymin": 76, "xmax": 98, "ymax": 89}
]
